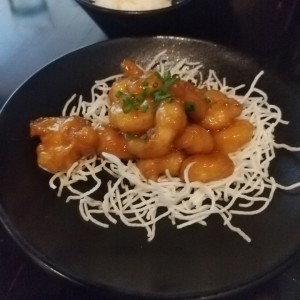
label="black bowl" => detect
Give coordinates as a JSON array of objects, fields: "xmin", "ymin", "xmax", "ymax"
[
  {"xmin": 75, "ymin": 0, "xmax": 192, "ymax": 15},
  {"xmin": 1, "ymin": 36, "xmax": 300, "ymax": 299},
  {"xmin": 75, "ymin": 0, "xmax": 194, "ymax": 37}
]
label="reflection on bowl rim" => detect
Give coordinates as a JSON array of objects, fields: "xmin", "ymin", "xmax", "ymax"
[{"xmin": 75, "ymin": 0, "xmax": 193, "ymax": 15}]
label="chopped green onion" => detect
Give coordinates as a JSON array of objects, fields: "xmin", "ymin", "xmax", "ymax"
[
  {"xmin": 163, "ymin": 70, "xmax": 172, "ymax": 81},
  {"xmin": 135, "ymin": 94, "xmax": 144, "ymax": 103},
  {"xmin": 122, "ymin": 96, "xmax": 137, "ymax": 113},
  {"xmin": 124, "ymin": 133, "xmax": 137, "ymax": 140},
  {"xmin": 120, "ymin": 69, "xmax": 180, "ymax": 113},
  {"xmin": 142, "ymin": 88, "xmax": 148, "ymax": 97},
  {"xmin": 153, "ymin": 90, "xmax": 173, "ymax": 103},
  {"xmin": 121, "ymin": 93, "xmax": 150, "ymax": 113},
  {"xmin": 161, "ymin": 70, "xmax": 179, "ymax": 92},
  {"xmin": 122, "ymin": 105, "xmax": 133, "ymax": 114},
  {"xmin": 141, "ymin": 80, "xmax": 148, "ymax": 87},
  {"xmin": 185, "ymin": 102, "xmax": 196, "ymax": 112},
  {"xmin": 115, "ymin": 90, "xmax": 123, "ymax": 98},
  {"xmin": 140, "ymin": 103, "xmax": 149, "ymax": 112},
  {"xmin": 205, "ymin": 97, "xmax": 212, "ymax": 103}
]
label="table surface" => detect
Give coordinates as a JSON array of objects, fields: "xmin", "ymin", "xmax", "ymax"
[{"xmin": 1, "ymin": 0, "xmax": 300, "ymax": 299}]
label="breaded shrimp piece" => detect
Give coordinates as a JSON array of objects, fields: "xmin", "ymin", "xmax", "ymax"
[{"xmin": 127, "ymin": 100, "xmax": 187, "ymax": 158}]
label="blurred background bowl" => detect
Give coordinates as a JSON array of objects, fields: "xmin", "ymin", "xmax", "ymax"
[{"xmin": 75, "ymin": 0, "xmax": 194, "ymax": 37}]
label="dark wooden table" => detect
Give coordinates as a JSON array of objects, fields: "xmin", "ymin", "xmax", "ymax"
[{"xmin": 1, "ymin": 0, "xmax": 300, "ymax": 299}]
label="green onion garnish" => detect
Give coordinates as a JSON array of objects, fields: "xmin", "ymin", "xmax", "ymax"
[
  {"xmin": 185, "ymin": 102, "xmax": 196, "ymax": 112},
  {"xmin": 140, "ymin": 103, "xmax": 149, "ymax": 112},
  {"xmin": 115, "ymin": 90, "xmax": 123, "ymax": 98},
  {"xmin": 122, "ymin": 96, "xmax": 137, "ymax": 113}
]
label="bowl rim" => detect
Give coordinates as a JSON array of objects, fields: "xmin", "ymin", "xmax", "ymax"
[{"xmin": 75, "ymin": 0, "xmax": 193, "ymax": 15}]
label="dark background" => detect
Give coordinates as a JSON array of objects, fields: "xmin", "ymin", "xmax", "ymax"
[{"xmin": 0, "ymin": 0, "xmax": 300, "ymax": 299}]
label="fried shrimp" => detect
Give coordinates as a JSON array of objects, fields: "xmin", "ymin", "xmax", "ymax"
[
  {"xmin": 30, "ymin": 116, "xmax": 99, "ymax": 173},
  {"xmin": 137, "ymin": 151, "xmax": 186, "ymax": 181},
  {"xmin": 108, "ymin": 60, "xmax": 163, "ymax": 134},
  {"xmin": 170, "ymin": 80, "xmax": 208, "ymax": 122},
  {"xmin": 201, "ymin": 90, "xmax": 243, "ymax": 130},
  {"xmin": 180, "ymin": 152, "xmax": 234, "ymax": 183},
  {"xmin": 213, "ymin": 119, "xmax": 254, "ymax": 153},
  {"xmin": 108, "ymin": 78, "xmax": 128, "ymax": 103},
  {"xmin": 127, "ymin": 100, "xmax": 187, "ymax": 158},
  {"xmin": 121, "ymin": 58, "xmax": 144, "ymax": 77},
  {"xmin": 96, "ymin": 125, "xmax": 133, "ymax": 159},
  {"xmin": 174, "ymin": 124, "xmax": 215, "ymax": 154}
]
